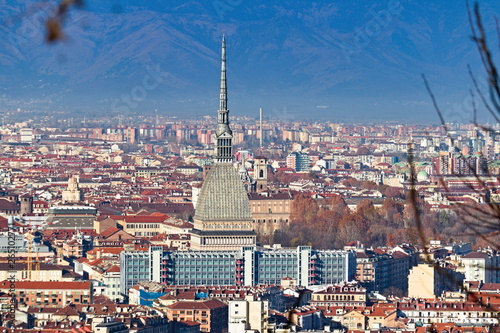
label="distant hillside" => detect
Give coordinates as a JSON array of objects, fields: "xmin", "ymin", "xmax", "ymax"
[{"xmin": 0, "ymin": 0, "xmax": 498, "ymax": 121}]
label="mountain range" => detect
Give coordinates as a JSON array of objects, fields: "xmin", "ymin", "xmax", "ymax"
[{"xmin": 0, "ymin": 0, "xmax": 499, "ymax": 122}]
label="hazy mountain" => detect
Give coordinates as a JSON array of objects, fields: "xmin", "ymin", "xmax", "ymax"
[{"xmin": 0, "ymin": 0, "xmax": 498, "ymax": 122}]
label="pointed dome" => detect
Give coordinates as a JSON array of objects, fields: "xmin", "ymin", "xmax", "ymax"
[{"xmin": 194, "ymin": 163, "xmax": 252, "ymax": 222}]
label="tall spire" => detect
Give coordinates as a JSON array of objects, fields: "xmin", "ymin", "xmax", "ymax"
[
  {"xmin": 215, "ymin": 34, "xmax": 233, "ymax": 163},
  {"xmin": 219, "ymin": 34, "xmax": 227, "ymax": 112}
]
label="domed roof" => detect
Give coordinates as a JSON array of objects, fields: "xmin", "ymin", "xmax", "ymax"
[
  {"xmin": 194, "ymin": 163, "xmax": 252, "ymax": 222},
  {"xmin": 417, "ymin": 170, "xmax": 429, "ymax": 181}
]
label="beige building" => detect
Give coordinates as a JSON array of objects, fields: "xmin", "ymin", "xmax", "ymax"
[
  {"xmin": 366, "ymin": 305, "xmax": 400, "ymax": 330},
  {"xmin": 94, "ymin": 216, "xmax": 118, "ymax": 234},
  {"xmin": 165, "ymin": 299, "xmax": 228, "ymax": 333},
  {"xmin": 120, "ymin": 215, "xmax": 167, "ymax": 237},
  {"xmin": 0, "ymin": 280, "xmax": 92, "ymax": 307},
  {"xmin": 409, "ymin": 264, "xmax": 438, "ymax": 298},
  {"xmin": 114, "ymin": 214, "xmax": 192, "ymax": 237},
  {"xmin": 408, "ymin": 263, "xmax": 461, "ymax": 299},
  {"xmin": 249, "ymin": 192, "xmax": 292, "ymax": 236},
  {"xmin": 61, "ymin": 175, "xmax": 84, "ymax": 203},
  {"xmin": 310, "ymin": 283, "xmax": 367, "ymax": 307},
  {"xmin": 228, "ymin": 295, "xmax": 269, "ymax": 333},
  {"xmin": 0, "ymin": 263, "xmax": 75, "ymax": 282},
  {"xmin": 341, "ymin": 310, "xmax": 366, "ymax": 331}
]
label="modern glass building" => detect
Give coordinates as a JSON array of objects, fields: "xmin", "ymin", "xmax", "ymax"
[
  {"xmin": 120, "ymin": 246, "xmax": 355, "ymax": 296},
  {"xmin": 119, "ymin": 250, "xmax": 151, "ymax": 295}
]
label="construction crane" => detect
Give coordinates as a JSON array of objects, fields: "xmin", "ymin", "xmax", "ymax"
[{"xmin": 24, "ymin": 232, "xmax": 41, "ymax": 280}]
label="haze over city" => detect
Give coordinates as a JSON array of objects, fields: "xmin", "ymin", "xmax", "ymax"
[
  {"xmin": 1, "ymin": 0, "xmax": 500, "ymax": 122},
  {"xmin": 1, "ymin": 2, "xmax": 500, "ymax": 333}
]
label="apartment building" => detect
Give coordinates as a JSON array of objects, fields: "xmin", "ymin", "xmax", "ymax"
[
  {"xmin": 0, "ymin": 280, "xmax": 92, "ymax": 307},
  {"xmin": 165, "ymin": 299, "xmax": 228, "ymax": 333}
]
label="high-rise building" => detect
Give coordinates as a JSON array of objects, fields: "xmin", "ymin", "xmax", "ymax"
[
  {"xmin": 286, "ymin": 151, "xmax": 311, "ymax": 172},
  {"xmin": 189, "ymin": 36, "xmax": 256, "ymax": 250}
]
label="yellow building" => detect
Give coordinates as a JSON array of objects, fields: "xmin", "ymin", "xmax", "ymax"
[{"xmin": 341, "ymin": 310, "xmax": 366, "ymax": 330}]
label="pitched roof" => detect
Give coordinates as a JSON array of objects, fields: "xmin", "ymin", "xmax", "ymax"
[
  {"xmin": 0, "ymin": 280, "xmax": 91, "ymax": 290},
  {"xmin": 106, "ymin": 265, "xmax": 120, "ymax": 273},
  {"xmin": 99, "ymin": 227, "xmax": 122, "ymax": 238},
  {"xmin": 462, "ymin": 252, "xmax": 488, "ymax": 259},
  {"xmin": 167, "ymin": 299, "xmax": 227, "ymax": 310}
]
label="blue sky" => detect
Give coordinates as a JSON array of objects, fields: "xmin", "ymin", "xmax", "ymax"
[{"xmin": 0, "ymin": 0, "xmax": 499, "ymax": 123}]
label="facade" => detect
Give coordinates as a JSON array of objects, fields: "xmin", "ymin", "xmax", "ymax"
[
  {"xmin": 228, "ymin": 296, "xmax": 269, "ymax": 333},
  {"xmin": 461, "ymin": 251, "xmax": 500, "ymax": 283},
  {"xmin": 398, "ymin": 300, "xmax": 500, "ymax": 326},
  {"xmin": 253, "ymin": 157, "xmax": 268, "ymax": 193},
  {"xmin": 165, "ymin": 299, "xmax": 228, "ymax": 333},
  {"xmin": 0, "ymin": 263, "xmax": 74, "ymax": 282},
  {"xmin": 248, "ymin": 192, "xmax": 292, "ymax": 236},
  {"xmin": 0, "ymin": 193, "xmax": 33, "ymax": 215},
  {"xmin": 286, "ymin": 151, "xmax": 311, "ymax": 172},
  {"xmin": 0, "ymin": 280, "xmax": 92, "ymax": 307},
  {"xmin": 84, "ymin": 261, "xmax": 122, "ymax": 302},
  {"xmin": 408, "ymin": 263, "xmax": 463, "ymax": 299},
  {"xmin": 120, "ymin": 246, "xmax": 355, "ymax": 293},
  {"xmin": 310, "ymin": 282, "xmax": 367, "ymax": 307},
  {"xmin": 120, "ymin": 215, "xmax": 168, "ymax": 237},
  {"xmin": 340, "ymin": 310, "xmax": 366, "ymax": 331},
  {"xmin": 434, "ymin": 152, "xmax": 488, "ymax": 175},
  {"xmin": 355, "ymin": 249, "xmax": 411, "ymax": 294},
  {"xmin": 119, "ymin": 250, "xmax": 151, "ymax": 295},
  {"xmin": 61, "ymin": 174, "xmax": 84, "ymax": 204}
]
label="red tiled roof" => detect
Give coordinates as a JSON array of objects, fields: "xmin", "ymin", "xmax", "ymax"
[
  {"xmin": 167, "ymin": 299, "xmax": 227, "ymax": 310},
  {"xmin": 99, "ymin": 227, "xmax": 121, "ymax": 238},
  {"xmin": 106, "ymin": 265, "xmax": 120, "ymax": 273},
  {"xmin": 0, "ymin": 280, "xmax": 91, "ymax": 290},
  {"xmin": 87, "ymin": 247, "xmax": 124, "ymax": 255}
]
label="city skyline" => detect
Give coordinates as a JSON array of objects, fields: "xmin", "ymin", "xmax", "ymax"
[
  {"xmin": 1, "ymin": 3, "xmax": 500, "ymax": 331},
  {"xmin": 1, "ymin": 1, "xmax": 500, "ymax": 123}
]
